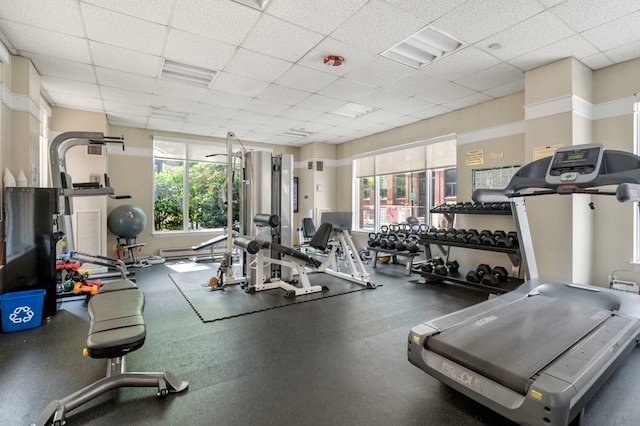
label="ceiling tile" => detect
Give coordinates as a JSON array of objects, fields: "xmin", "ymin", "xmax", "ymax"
[
  {"xmin": 82, "ymin": 0, "xmax": 174, "ymax": 25},
  {"xmin": 0, "ymin": 0, "xmax": 84, "ymax": 36},
  {"xmin": 313, "ymin": 113, "xmax": 353, "ymax": 126},
  {"xmin": 211, "ymin": 72, "xmax": 271, "ymax": 97},
  {"xmin": 243, "ymin": 98, "xmax": 290, "ymax": 115},
  {"xmin": 151, "ymin": 95, "xmax": 199, "ymax": 113},
  {"xmin": 0, "ymin": 20, "xmax": 91, "ymax": 63},
  {"xmin": 103, "ymin": 100, "xmax": 150, "ymax": 116},
  {"xmin": 201, "ymin": 90, "xmax": 253, "ymax": 109},
  {"xmin": 25, "ymin": 51, "xmax": 96, "ymax": 83},
  {"xmin": 385, "ymin": 0, "xmax": 466, "ymax": 22},
  {"xmin": 164, "ymin": 29, "xmax": 237, "ymax": 71},
  {"xmin": 47, "ymin": 91, "xmax": 104, "ymax": 111},
  {"xmin": 171, "ymin": 0, "xmax": 261, "ymax": 45},
  {"xmin": 411, "ymin": 105, "xmax": 453, "ymax": 119},
  {"xmin": 154, "ymin": 80, "xmax": 210, "ymax": 102},
  {"xmin": 483, "ymin": 78, "xmax": 525, "ymax": 98},
  {"xmin": 267, "ymin": 0, "xmax": 367, "ymax": 35},
  {"xmin": 360, "ymin": 109, "xmax": 405, "ymax": 123},
  {"xmin": 278, "ymin": 106, "xmax": 324, "ymax": 121},
  {"xmin": 385, "ymin": 114, "xmax": 423, "ymax": 128},
  {"xmin": 101, "ymin": 86, "xmax": 154, "ymax": 105},
  {"xmin": 550, "ymin": 0, "xmax": 640, "ymax": 32},
  {"xmin": 295, "ymin": 94, "xmax": 345, "ymax": 112},
  {"xmin": 422, "ymin": 46, "xmax": 501, "ymax": 81},
  {"xmin": 433, "ymin": 0, "xmax": 544, "ymax": 44},
  {"xmin": 456, "ymin": 63, "xmax": 523, "ymax": 92},
  {"xmin": 384, "ymin": 72, "xmax": 449, "ymax": 97},
  {"xmin": 317, "ymin": 78, "xmax": 376, "ymax": 102},
  {"xmin": 357, "ymin": 89, "xmax": 408, "ymax": 108},
  {"xmin": 186, "ymin": 114, "xmax": 228, "ymax": 126},
  {"xmin": 605, "ymin": 40, "xmax": 640, "ymax": 64},
  {"xmin": 443, "ymin": 92, "xmax": 493, "ymax": 110},
  {"xmin": 41, "ymin": 76, "xmax": 101, "ymax": 98},
  {"xmin": 224, "ymin": 48, "xmax": 293, "ymax": 82},
  {"xmin": 179, "ymin": 123, "xmax": 215, "ymax": 136},
  {"xmin": 90, "ymin": 41, "xmax": 161, "ymax": 77},
  {"xmin": 414, "ymin": 82, "xmax": 475, "ymax": 105},
  {"xmin": 581, "ymin": 11, "xmax": 640, "ymax": 51},
  {"xmin": 257, "ymin": 84, "xmax": 311, "ymax": 105},
  {"xmin": 146, "ymin": 118, "xmax": 185, "ymax": 132},
  {"xmin": 481, "ymin": 12, "xmax": 575, "ymax": 61},
  {"xmin": 96, "ymin": 67, "xmax": 155, "ymax": 93},
  {"xmin": 508, "ymin": 36, "xmax": 599, "ymax": 71},
  {"xmin": 195, "ymin": 103, "xmax": 240, "ymax": 119},
  {"xmin": 384, "ymin": 97, "xmax": 436, "ymax": 115},
  {"xmin": 579, "ymin": 53, "xmax": 615, "ymax": 70},
  {"xmin": 242, "ymin": 15, "xmax": 324, "ymax": 62},
  {"xmin": 222, "ymin": 119, "xmax": 261, "ymax": 132},
  {"xmin": 81, "ymin": 3, "xmax": 167, "ymax": 55},
  {"xmin": 276, "ymin": 65, "xmax": 338, "ymax": 92},
  {"xmin": 344, "ymin": 56, "xmax": 417, "ymax": 88},
  {"xmin": 330, "ymin": 0, "xmax": 425, "ymax": 53},
  {"xmin": 108, "ymin": 113, "xmax": 148, "ymax": 127}
]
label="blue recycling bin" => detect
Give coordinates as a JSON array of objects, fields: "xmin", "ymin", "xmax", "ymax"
[{"xmin": 0, "ymin": 289, "xmax": 46, "ymax": 333}]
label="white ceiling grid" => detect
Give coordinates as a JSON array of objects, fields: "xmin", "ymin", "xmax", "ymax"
[{"xmin": 0, "ymin": 0, "xmax": 639, "ymax": 146}]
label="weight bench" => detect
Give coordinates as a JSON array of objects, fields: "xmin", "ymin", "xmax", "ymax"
[
  {"xmin": 191, "ymin": 234, "xmax": 227, "ymax": 262},
  {"xmin": 33, "ymin": 280, "xmax": 188, "ymax": 426}
]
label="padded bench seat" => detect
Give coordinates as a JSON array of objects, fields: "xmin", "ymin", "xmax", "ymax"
[{"xmin": 87, "ymin": 280, "xmax": 146, "ymax": 358}]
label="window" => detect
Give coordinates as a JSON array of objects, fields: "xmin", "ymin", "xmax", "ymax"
[
  {"xmin": 396, "ymin": 175, "xmax": 407, "ymax": 199},
  {"xmin": 634, "ymin": 97, "xmax": 640, "ymax": 263},
  {"xmin": 379, "ymin": 176, "xmax": 388, "ymax": 200},
  {"xmin": 353, "ymin": 137, "xmax": 456, "ymax": 230},
  {"xmin": 153, "ymin": 137, "xmax": 242, "ymax": 232}
]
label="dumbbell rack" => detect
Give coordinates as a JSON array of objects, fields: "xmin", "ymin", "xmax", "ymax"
[{"xmin": 417, "ymin": 203, "xmax": 525, "ymax": 294}]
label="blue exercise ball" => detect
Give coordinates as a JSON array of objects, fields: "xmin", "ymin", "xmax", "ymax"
[{"xmin": 107, "ymin": 205, "xmax": 147, "ymax": 238}]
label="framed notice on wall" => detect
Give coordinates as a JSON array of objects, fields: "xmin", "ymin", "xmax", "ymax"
[
  {"xmin": 293, "ymin": 177, "xmax": 298, "ymax": 213},
  {"xmin": 472, "ymin": 165, "xmax": 521, "ymax": 192}
]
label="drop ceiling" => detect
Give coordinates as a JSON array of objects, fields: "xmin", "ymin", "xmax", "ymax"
[{"xmin": 1, "ymin": 0, "xmax": 639, "ymax": 147}]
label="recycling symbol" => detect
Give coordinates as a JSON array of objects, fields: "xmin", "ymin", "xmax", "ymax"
[{"xmin": 8, "ymin": 306, "xmax": 35, "ymax": 324}]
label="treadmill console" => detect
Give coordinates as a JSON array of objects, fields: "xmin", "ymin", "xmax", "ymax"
[{"xmin": 545, "ymin": 143, "xmax": 604, "ymax": 185}]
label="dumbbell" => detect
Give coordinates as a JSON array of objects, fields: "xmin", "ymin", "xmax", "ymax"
[
  {"xmin": 467, "ymin": 229, "xmax": 481, "ymax": 245},
  {"xmin": 480, "ymin": 230, "xmax": 495, "ymax": 246},
  {"xmin": 496, "ymin": 231, "xmax": 519, "ymax": 248},
  {"xmin": 445, "ymin": 229, "xmax": 458, "ymax": 242},
  {"xmin": 436, "ymin": 228, "xmax": 449, "ymax": 241},
  {"xmin": 434, "ymin": 260, "xmax": 460, "ymax": 276},
  {"xmin": 466, "ymin": 263, "xmax": 492, "ymax": 283},
  {"xmin": 421, "ymin": 256, "xmax": 445, "ymax": 273},
  {"xmin": 481, "ymin": 266, "xmax": 510, "ymax": 286},
  {"xmin": 484, "ymin": 230, "xmax": 506, "ymax": 246}
]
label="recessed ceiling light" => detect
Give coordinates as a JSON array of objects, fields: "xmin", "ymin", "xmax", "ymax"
[
  {"xmin": 150, "ymin": 106, "xmax": 189, "ymax": 121},
  {"xmin": 282, "ymin": 128, "xmax": 314, "ymax": 138},
  {"xmin": 232, "ymin": 0, "xmax": 271, "ymax": 11},
  {"xmin": 488, "ymin": 43, "xmax": 503, "ymax": 50},
  {"xmin": 330, "ymin": 102, "xmax": 375, "ymax": 118},
  {"xmin": 382, "ymin": 26, "xmax": 462, "ymax": 69},
  {"xmin": 160, "ymin": 59, "xmax": 218, "ymax": 88}
]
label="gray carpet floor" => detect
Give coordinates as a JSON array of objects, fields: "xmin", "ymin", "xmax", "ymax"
[{"xmin": 2, "ymin": 261, "xmax": 640, "ymax": 425}]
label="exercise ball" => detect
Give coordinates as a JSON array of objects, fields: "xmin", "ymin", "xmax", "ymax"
[{"xmin": 107, "ymin": 205, "xmax": 147, "ymax": 238}]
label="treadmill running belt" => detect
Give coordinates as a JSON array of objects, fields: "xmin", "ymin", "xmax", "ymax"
[{"xmin": 426, "ymin": 295, "xmax": 611, "ymax": 395}]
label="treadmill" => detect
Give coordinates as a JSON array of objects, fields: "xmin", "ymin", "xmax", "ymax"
[{"xmin": 408, "ymin": 143, "xmax": 640, "ymax": 425}]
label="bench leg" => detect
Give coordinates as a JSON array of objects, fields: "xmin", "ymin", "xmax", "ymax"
[{"xmin": 32, "ymin": 358, "xmax": 188, "ymax": 426}]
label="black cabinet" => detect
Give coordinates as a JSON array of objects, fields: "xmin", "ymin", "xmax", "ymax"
[{"xmin": 2, "ymin": 188, "xmax": 59, "ymax": 318}]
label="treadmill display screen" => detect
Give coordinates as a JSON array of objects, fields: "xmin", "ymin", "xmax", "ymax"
[{"xmin": 549, "ymin": 146, "xmax": 601, "ymax": 176}]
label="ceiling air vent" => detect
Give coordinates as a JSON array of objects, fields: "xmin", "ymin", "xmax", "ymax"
[
  {"xmin": 330, "ymin": 102, "xmax": 375, "ymax": 118},
  {"xmin": 232, "ymin": 0, "xmax": 271, "ymax": 11},
  {"xmin": 86, "ymin": 145, "xmax": 103, "ymax": 157},
  {"xmin": 382, "ymin": 26, "xmax": 462, "ymax": 69},
  {"xmin": 150, "ymin": 107, "xmax": 189, "ymax": 121},
  {"xmin": 282, "ymin": 128, "xmax": 314, "ymax": 138},
  {"xmin": 160, "ymin": 59, "xmax": 218, "ymax": 88}
]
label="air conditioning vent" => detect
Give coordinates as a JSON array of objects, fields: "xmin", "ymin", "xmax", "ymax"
[{"xmin": 87, "ymin": 145, "xmax": 103, "ymax": 157}]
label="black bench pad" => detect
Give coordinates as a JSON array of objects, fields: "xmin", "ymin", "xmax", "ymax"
[{"xmin": 87, "ymin": 280, "xmax": 146, "ymax": 359}]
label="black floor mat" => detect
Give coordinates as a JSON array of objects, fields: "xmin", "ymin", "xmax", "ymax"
[{"xmin": 169, "ymin": 268, "xmax": 370, "ymax": 322}]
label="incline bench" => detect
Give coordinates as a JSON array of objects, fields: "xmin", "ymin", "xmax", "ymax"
[{"xmin": 33, "ymin": 280, "xmax": 188, "ymax": 425}]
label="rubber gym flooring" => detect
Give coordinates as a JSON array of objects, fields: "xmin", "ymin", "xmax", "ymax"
[{"xmin": 2, "ymin": 260, "xmax": 640, "ymax": 425}]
